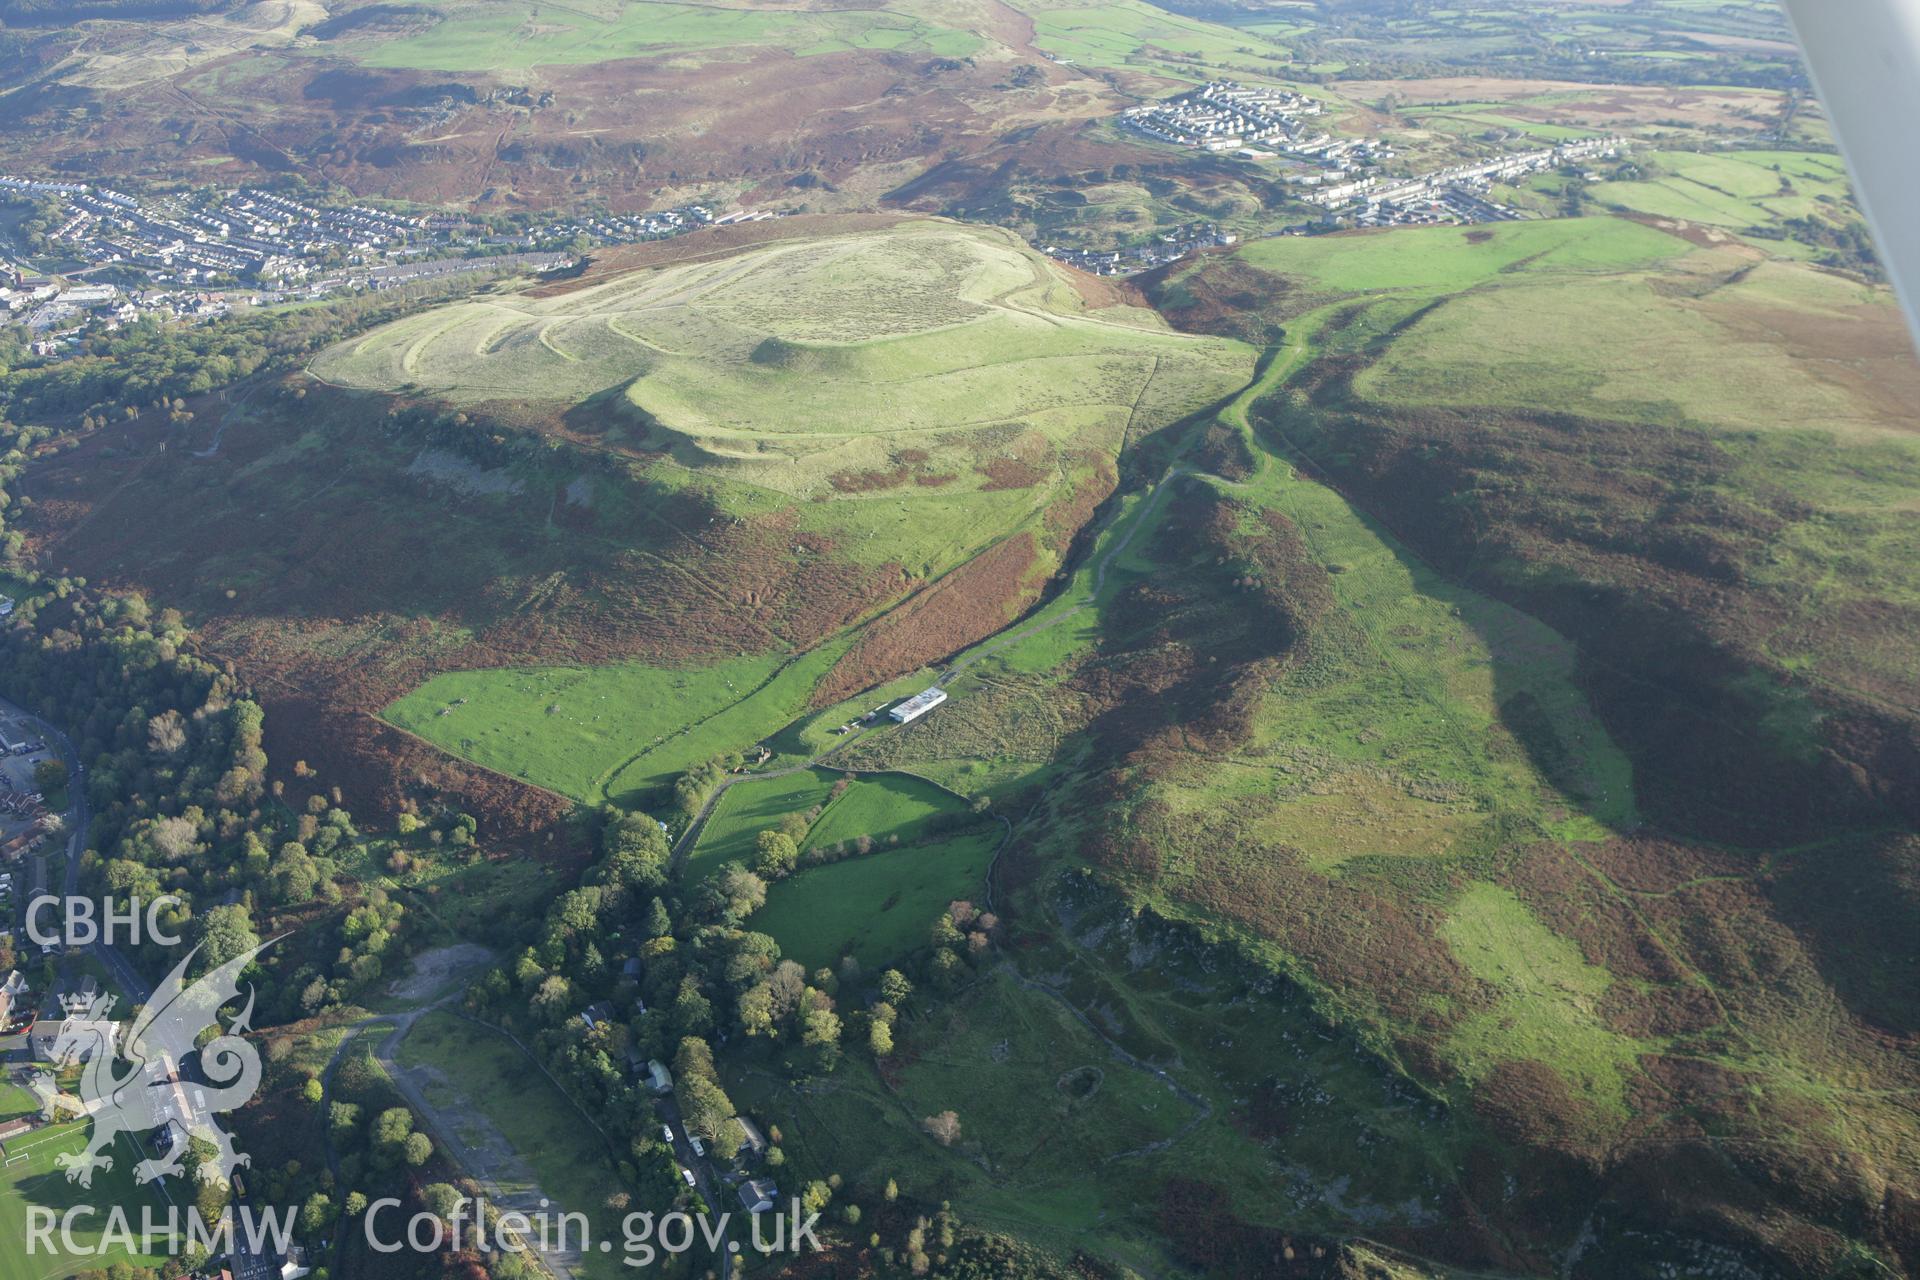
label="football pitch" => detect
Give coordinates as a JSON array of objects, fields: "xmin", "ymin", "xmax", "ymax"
[{"xmin": 0, "ymin": 1120, "xmax": 178, "ymax": 1280}]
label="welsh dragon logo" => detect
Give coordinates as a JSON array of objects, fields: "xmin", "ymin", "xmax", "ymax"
[{"xmin": 39, "ymin": 941, "xmax": 273, "ymax": 1189}]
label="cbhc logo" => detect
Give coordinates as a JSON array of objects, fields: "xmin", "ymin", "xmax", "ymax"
[{"xmin": 27, "ymin": 895, "xmax": 184, "ymax": 948}]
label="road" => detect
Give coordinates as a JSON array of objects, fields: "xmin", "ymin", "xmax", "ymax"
[{"xmin": 0, "ymin": 694, "xmax": 151, "ymax": 1000}]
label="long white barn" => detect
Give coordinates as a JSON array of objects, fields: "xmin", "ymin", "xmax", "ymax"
[{"xmin": 890, "ymin": 687, "xmax": 948, "ymax": 724}]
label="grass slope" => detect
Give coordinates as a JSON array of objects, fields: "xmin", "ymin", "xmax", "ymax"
[
  {"xmin": 387, "ymin": 644, "xmax": 846, "ymax": 807},
  {"xmin": 751, "ymin": 827, "xmax": 998, "ymax": 971},
  {"xmin": 683, "ymin": 767, "xmax": 841, "ymax": 881},
  {"xmin": 1233, "ymin": 215, "xmax": 1688, "ymax": 312}
]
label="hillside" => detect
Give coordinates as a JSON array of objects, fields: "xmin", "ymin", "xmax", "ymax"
[{"xmin": 21, "ymin": 218, "xmax": 1252, "ymax": 825}]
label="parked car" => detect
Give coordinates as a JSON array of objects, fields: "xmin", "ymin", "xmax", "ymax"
[
  {"xmin": 689, "ymin": 1136, "xmax": 704, "ymax": 1157},
  {"xmin": 680, "ymin": 1167, "xmax": 695, "ymax": 1188},
  {"xmin": 662, "ymin": 1124, "xmax": 674, "ymax": 1144}
]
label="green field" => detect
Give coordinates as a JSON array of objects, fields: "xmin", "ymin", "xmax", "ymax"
[
  {"xmin": 386, "ymin": 644, "xmax": 846, "ymax": 807},
  {"xmin": 1597, "ymin": 148, "xmax": 1855, "ymax": 231},
  {"xmin": 800, "ymin": 772, "xmax": 959, "ymax": 852},
  {"xmin": 1015, "ymin": 0, "xmax": 1297, "ymax": 84},
  {"xmin": 688, "ymin": 766, "xmax": 971, "ymax": 878},
  {"xmin": 751, "ymin": 826, "xmax": 998, "ymax": 971},
  {"xmin": 683, "ymin": 767, "xmax": 841, "ymax": 881},
  {"xmin": 1234, "ymin": 216, "xmax": 1689, "ymax": 312},
  {"xmin": 691, "ymin": 767, "xmax": 994, "ymax": 967},
  {"xmin": 343, "ymin": 0, "xmax": 981, "ymax": 72},
  {"xmin": 1356, "ymin": 254, "xmax": 1898, "ymax": 439},
  {"xmin": 0, "ymin": 1122, "xmax": 179, "ymax": 1280}
]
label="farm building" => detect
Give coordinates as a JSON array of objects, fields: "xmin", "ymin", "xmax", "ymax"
[{"xmin": 889, "ymin": 687, "xmax": 948, "ymax": 724}]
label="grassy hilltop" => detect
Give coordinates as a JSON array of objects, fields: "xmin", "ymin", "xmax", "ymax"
[{"xmin": 315, "ymin": 221, "xmax": 1251, "ymax": 504}]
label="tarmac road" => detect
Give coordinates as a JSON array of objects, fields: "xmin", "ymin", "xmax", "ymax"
[{"xmin": 0, "ymin": 694, "xmax": 150, "ymax": 999}]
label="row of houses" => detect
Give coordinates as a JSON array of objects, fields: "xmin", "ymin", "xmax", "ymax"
[{"xmin": 1306, "ymin": 135, "xmax": 1626, "ymax": 210}]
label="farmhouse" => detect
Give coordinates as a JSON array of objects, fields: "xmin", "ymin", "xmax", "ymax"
[
  {"xmin": 889, "ymin": 687, "xmax": 947, "ymax": 725},
  {"xmin": 738, "ymin": 1178, "xmax": 779, "ymax": 1214}
]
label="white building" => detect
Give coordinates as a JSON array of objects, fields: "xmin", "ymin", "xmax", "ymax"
[{"xmin": 889, "ymin": 687, "xmax": 948, "ymax": 724}]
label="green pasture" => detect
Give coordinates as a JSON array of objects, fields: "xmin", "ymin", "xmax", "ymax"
[
  {"xmin": 386, "ymin": 645, "xmax": 847, "ymax": 806},
  {"xmin": 751, "ymin": 826, "xmax": 998, "ymax": 971},
  {"xmin": 690, "ymin": 761, "xmax": 994, "ymax": 967},
  {"xmin": 1016, "ymin": 0, "xmax": 1296, "ymax": 83},
  {"xmin": 1596, "ymin": 149, "xmax": 1854, "ymax": 231},
  {"xmin": 688, "ymin": 766, "xmax": 965, "ymax": 880},
  {"xmin": 1355, "ymin": 255, "xmax": 1898, "ymax": 440},
  {"xmin": 801, "ymin": 772, "xmax": 959, "ymax": 852},
  {"xmin": 1234, "ymin": 215, "xmax": 1689, "ymax": 311},
  {"xmin": 682, "ymin": 767, "xmax": 840, "ymax": 882}
]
